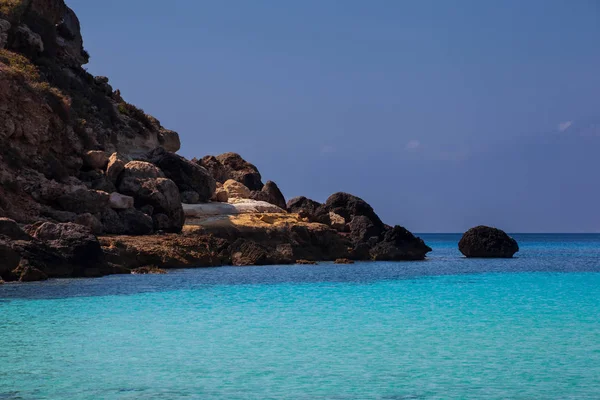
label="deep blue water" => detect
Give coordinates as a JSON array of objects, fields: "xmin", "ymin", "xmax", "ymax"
[{"xmin": 1, "ymin": 234, "xmax": 599, "ymax": 399}]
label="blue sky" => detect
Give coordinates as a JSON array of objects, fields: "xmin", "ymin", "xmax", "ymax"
[{"xmin": 70, "ymin": 0, "xmax": 600, "ymax": 232}]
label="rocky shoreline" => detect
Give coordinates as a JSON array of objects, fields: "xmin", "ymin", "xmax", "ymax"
[{"xmin": 0, "ymin": 1, "xmax": 518, "ymax": 284}]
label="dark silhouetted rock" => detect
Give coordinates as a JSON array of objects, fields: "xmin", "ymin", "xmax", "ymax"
[
  {"xmin": 334, "ymin": 258, "xmax": 355, "ymax": 264},
  {"xmin": 56, "ymin": 189, "xmax": 109, "ymax": 214},
  {"xmin": 458, "ymin": 226, "xmax": 519, "ymax": 258},
  {"xmin": 30, "ymin": 222, "xmax": 107, "ymax": 276},
  {"xmin": 74, "ymin": 213, "xmax": 103, "ymax": 235},
  {"xmin": 0, "ymin": 218, "xmax": 30, "ymax": 240},
  {"xmin": 100, "ymin": 208, "xmax": 125, "ymax": 235},
  {"xmin": 14, "ymin": 263, "xmax": 48, "ymax": 282},
  {"xmin": 181, "ymin": 191, "xmax": 200, "ymax": 204},
  {"xmin": 286, "ymin": 196, "xmax": 321, "ymax": 218},
  {"xmin": 83, "ymin": 150, "xmax": 108, "ymax": 170},
  {"xmin": 196, "ymin": 155, "xmax": 229, "ymax": 183},
  {"xmin": 0, "ymin": 241, "xmax": 21, "ymax": 280},
  {"xmin": 215, "ymin": 152, "xmax": 263, "ymax": 191},
  {"xmin": 119, "ymin": 209, "xmax": 154, "ymax": 235},
  {"xmin": 250, "ymin": 180, "xmax": 286, "ymax": 209},
  {"xmin": 316, "ymin": 192, "xmax": 384, "ymax": 229},
  {"xmin": 370, "ymin": 226, "xmax": 432, "ymax": 261},
  {"xmin": 348, "ymin": 215, "xmax": 382, "ymax": 243},
  {"xmin": 145, "ymin": 147, "xmax": 216, "ymax": 202}
]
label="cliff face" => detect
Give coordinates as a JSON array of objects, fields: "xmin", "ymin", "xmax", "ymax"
[
  {"xmin": 0, "ymin": 0, "xmax": 432, "ymax": 283},
  {"xmin": 0, "ymin": 0, "xmax": 179, "ymax": 222}
]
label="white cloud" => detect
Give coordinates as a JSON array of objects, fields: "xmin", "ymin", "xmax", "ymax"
[
  {"xmin": 406, "ymin": 139, "xmax": 420, "ymax": 150},
  {"xmin": 558, "ymin": 121, "xmax": 573, "ymax": 132}
]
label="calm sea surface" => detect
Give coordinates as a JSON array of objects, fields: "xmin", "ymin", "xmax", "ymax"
[{"xmin": 1, "ymin": 234, "xmax": 599, "ymax": 399}]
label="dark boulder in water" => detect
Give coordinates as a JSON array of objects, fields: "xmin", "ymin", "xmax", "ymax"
[{"xmin": 459, "ymin": 226, "xmax": 519, "ymax": 258}]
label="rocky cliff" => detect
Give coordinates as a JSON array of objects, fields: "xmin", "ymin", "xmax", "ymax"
[{"xmin": 0, "ymin": 0, "xmax": 431, "ymax": 283}]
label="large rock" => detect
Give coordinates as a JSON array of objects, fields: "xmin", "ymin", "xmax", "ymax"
[
  {"xmin": 348, "ymin": 215, "xmax": 382, "ymax": 243},
  {"xmin": 118, "ymin": 175, "xmax": 184, "ymax": 233},
  {"xmin": 56, "ymin": 189, "xmax": 110, "ymax": 214},
  {"xmin": 74, "ymin": 213, "xmax": 103, "ymax": 235},
  {"xmin": 315, "ymin": 192, "xmax": 384, "ymax": 229},
  {"xmin": 250, "ymin": 181, "xmax": 286, "ymax": 210},
  {"xmin": 286, "ymin": 196, "xmax": 321, "ymax": 217},
  {"xmin": 30, "ymin": 222, "xmax": 108, "ymax": 276},
  {"xmin": 223, "ymin": 179, "xmax": 251, "ymax": 200},
  {"xmin": 120, "ymin": 161, "xmax": 165, "ymax": 181},
  {"xmin": 370, "ymin": 226, "xmax": 432, "ymax": 261},
  {"xmin": 196, "ymin": 155, "xmax": 228, "ymax": 182},
  {"xmin": 119, "ymin": 209, "xmax": 153, "ymax": 235},
  {"xmin": 459, "ymin": 226, "xmax": 519, "ymax": 258},
  {"xmin": 145, "ymin": 147, "xmax": 216, "ymax": 202},
  {"xmin": 83, "ymin": 150, "xmax": 108, "ymax": 170},
  {"xmin": 106, "ymin": 153, "xmax": 128, "ymax": 184},
  {"xmin": 109, "ymin": 192, "xmax": 134, "ymax": 210},
  {"xmin": 0, "ymin": 218, "xmax": 30, "ymax": 240},
  {"xmin": 215, "ymin": 153, "xmax": 264, "ymax": 191}
]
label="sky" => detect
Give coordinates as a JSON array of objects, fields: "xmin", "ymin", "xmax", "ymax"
[{"xmin": 69, "ymin": 0, "xmax": 600, "ymax": 232}]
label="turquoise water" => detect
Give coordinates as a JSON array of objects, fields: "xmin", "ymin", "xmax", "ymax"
[{"xmin": 1, "ymin": 234, "xmax": 599, "ymax": 399}]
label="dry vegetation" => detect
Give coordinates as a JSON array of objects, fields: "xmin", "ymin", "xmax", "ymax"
[{"xmin": 0, "ymin": 0, "xmax": 29, "ymax": 21}]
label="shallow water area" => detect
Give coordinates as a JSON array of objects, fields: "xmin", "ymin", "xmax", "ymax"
[{"xmin": 1, "ymin": 234, "xmax": 599, "ymax": 399}]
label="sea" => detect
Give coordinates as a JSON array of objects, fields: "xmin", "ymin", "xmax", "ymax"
[{"xmin": 1, "ymin": 234, "xmax": 599, "ymax": 399}]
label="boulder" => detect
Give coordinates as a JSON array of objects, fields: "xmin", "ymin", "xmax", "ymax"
[
  {"xmin": 0, "ymin": 19, "xmax": 11, "ymax": 49},
  {"xmin": 119, "ymin": 209, "xmax": 154, "ymax": 235},
  {"xmin": 83, "ymin": 150, "xmax": 109, "ymax": 170},
  {"xmin": 100, "ymin": 207, "xmax": 124, "ymax": 235},
  {"xmin": 286, "ymin": 196, "xmax": 321, "ymax": 218},
  {"xmin": 158, "ymin": 130, "xmax": 181, "ymax": 152},
  {"xmin": 223, "ymin": 179, "xmax": 251, "ymax": 200},
  {"xmin": 328, "ymin": 212, "xmax": 346, "ymax": 232},
  {"xmin": 120, "ymin": 161, "xmax": 165, "ymax": 181},
  {"xmin": 250, "ymin": 180, "xmax": 286, "ymax": 209},
  {"xmin": 458, "ymin": 226, "xmax": 519, "ymax": 258},
  {"xmin": 215, "ymin": 152, "xmax": 264, "ymax": 191},
  {"xmin": 370, "ymin": 226, "xmax": 432, "ymax": 261},
  {"xmin": 145, "ymin": 147, "xmax": 216, "ymax": 202},
  {"xmin": 315, "ymin": 192, "xmax": 384, "ymax": 229},
  {"xmin": 56, "ymin": 189, "xmax": 110, "ymax": 214},
  {"xmin": 211, "ymin": 187, "xmax": 229, "ymax": 203},
  {"xmin": 0, "ymin": 218, "xmax": 30, "ymax": 240},
  {"xmin": 109, "ymin": 192, "xmax": 134, "ymax": 210},
  {"xmin": 74, "ymin": 213, "xmax": 103, "ymax": 235},
  {"xmin": 230, "ymin": 239, "xmax": 289, "ymax": 266},
  {"xmin": 181, "ymin": 191, "xmax": 200, "ymax": 204},
  {"xmin": 106, "ymin": 153, "xmax": 128, "ymax": 184},
  {"xmin": 30, "ymin": 222, "xmax": 107, "ymax": 276},
  {"xmin": 196, "ymin": 155, "xmax": 228, "ymax": 183}
]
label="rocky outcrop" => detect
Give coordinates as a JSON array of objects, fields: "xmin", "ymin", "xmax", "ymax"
[
  {"xmin": 459, "ymin": 226, "xmax": 519, "ymax": 258},
  {"xmin": 0, "ymin": 0, "xmax": 435, "ymax": 283},
  {"xmin": 0, "ymin": 0, "xmax": 181, "ymax": 224},
  {"xmin": 145, "ymin": 147, "xmax": 216, "ymax": 203}
]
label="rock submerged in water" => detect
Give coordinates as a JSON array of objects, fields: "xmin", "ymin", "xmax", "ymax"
[{"xmin": 458, "ymin": 226, "xmax": 519, "ymax": 258}]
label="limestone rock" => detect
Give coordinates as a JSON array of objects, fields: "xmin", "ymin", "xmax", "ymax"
[
  {"xmin": 83, "ymin": 150, "xmax": 109, "ymax": 170},
  {"xmin": 120, "ymin": 161, "xmax": 165, "ymax": 180},
  {"xmin": 109, "ymin": 192, "xmax": 134, "ymax": 210},
  {"xmin": 106, "ymin": 153, "xmax": 128, "ymax": 184},
  {"xmin": 145, "ymin": 147, "xmax": 216, "ymax": 202},
  {"xmin": 183, "ymin": 200, "xmax": 285, "ymax": 218},
  {"xmin": 223, "ymin": 179, "xmax": 251, "ymax": 200},
  {"xmin": 458, "ymin": 226, "xmax": 519, "ymax": 258},
  {"xmin": 211, "ymin": 187, "xmax": 229, "ymax": 203}
]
